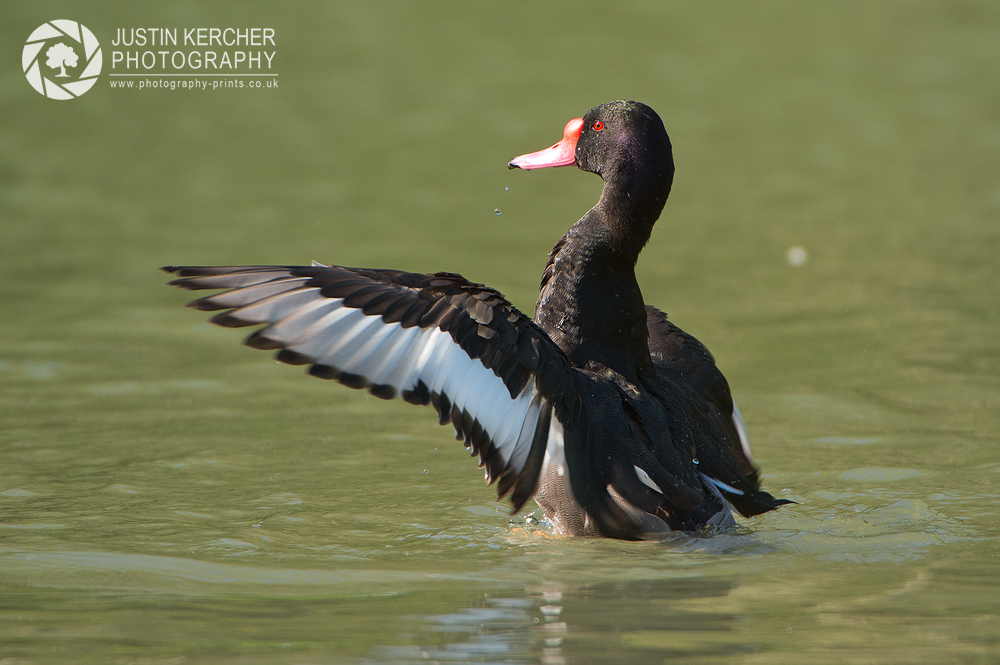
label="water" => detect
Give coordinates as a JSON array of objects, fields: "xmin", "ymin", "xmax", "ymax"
[{"xmin": 3, "ymin": 1, "xmax": 999, "ymax": 662}]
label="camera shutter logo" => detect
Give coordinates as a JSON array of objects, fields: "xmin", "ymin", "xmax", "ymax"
[{"xmin": 23, "ymin": 20, "xmax": 102, "ymax": 100}]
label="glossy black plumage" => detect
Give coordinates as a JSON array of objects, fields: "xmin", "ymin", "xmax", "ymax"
[
  {"xmin": 166, "ymin": 264, "xmax": 582, "ymax": 512},
  {"xmin": 164, "ymin": 100, "xmax": 791, "ymax": 540}
]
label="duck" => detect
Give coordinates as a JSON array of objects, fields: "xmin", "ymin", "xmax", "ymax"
[{"xmin": 164, "ymin": 100, "xmax": 791, "ymax": 540}]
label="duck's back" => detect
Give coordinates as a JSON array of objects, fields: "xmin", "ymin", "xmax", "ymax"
[{"xmin": 642, "ymin": 306, "xmax": 792, "ymax": 519}]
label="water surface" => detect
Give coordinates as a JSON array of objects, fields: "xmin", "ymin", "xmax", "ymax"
[{"xmin": 2, "ymin": 1, "xmax": 998, "ymax": 662}]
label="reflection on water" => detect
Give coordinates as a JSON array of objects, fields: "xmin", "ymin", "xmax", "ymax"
[
  {"xmin": 0, "ymin": 502, "xmax": 995, "ymax": 662},
  {"xmin": 373, "ymin": 597, "xmax": 537, "ymax": 663},
  {"xmin": 371, "ymin": 579, "xmax": 741, "ymax": 665},
  {"xmin": 536, "ymin": 579, "xmax": 742, "ymax": 665}
]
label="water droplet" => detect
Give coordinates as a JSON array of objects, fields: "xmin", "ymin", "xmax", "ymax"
[
  {"xmin": 504, "ymin": 186, "xmax": 509, "ymax": 191},
  {"xmin": 423, "ymin": 469, "xmax": 428, "ymax": 474},
  {"xmin": 692, "ymin": 458, "xmax": 700, "ymax": 465},
  {"xmin": 786, "ymin": 245, "xmax": 808, "ymax": 267},
  {"xmin": 494, "ymin": 209, "xmax": 502, "ymax": 215}
]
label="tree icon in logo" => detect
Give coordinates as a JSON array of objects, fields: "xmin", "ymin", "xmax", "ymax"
[
  {"xmin": 46, "ymin": 43, "xmax": 79, "ymax": 77},
  {"xmin": 23, "ymin": 20, "xmax": 102, "ymax": 100}
]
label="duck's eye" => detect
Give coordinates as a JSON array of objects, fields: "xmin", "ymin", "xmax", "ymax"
[{"xmin": 592, "ymin": 120, "xmax": 604, "ymax": 131}]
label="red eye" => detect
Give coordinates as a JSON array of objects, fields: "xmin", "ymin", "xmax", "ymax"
[{"xmin": 592, "ymin": 120, "xmax": 604, "ymax": 131}]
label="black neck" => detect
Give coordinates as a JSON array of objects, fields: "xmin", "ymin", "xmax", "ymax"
[
  {"xmin": 592, "ymin": 160, "xmax": 672, "ymax": 261},
  {"xmin": 534, "ymin": 168, "xmax": 671, "ymax": 381}
]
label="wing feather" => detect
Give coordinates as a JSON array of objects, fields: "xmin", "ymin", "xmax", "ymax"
[
  {"xmin": 210, "ymin": 288, "xmax": 324, "ymax": 327},
  {"xmin": 644, "ymin": 305, "xmax": 793, "ymax": 517},
  {"xmin": 247, "ymin": 298, "xmax": 342, "ymax": 349},
  {"xmin": 163, "ymin": 264, "xmax": 584, "ymax": 512},
  {"xmin": 192, "ymin": 277, "xmax": 313, "ymax": 310}
]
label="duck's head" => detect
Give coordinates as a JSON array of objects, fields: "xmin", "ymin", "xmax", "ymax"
[
  {"xmin": 508, "ymin": 100, "xmax": 674, "ymax": 190},
  {"xmin": 509, "ymin": 101, "xmax": 676, "ymax": 247}
]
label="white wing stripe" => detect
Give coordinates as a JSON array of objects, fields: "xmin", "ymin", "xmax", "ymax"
[
  {"xmin": 541, "ymin": 418, "xmax": 566, "ymax": 477},
  {"xmin": 422, "ymin": 333, "xmax": 456, "ymax": 395},
  {"xmin": 338, "ymin": 321, "xmax": 404, "ymax": 375},
  {"xmin": 314, "ymin": 312, "xmax": 385, "ymax": 365},
  {"xmin": 477, "ymin": 371, "xmax": 517, "ymax": 442},
  {"xmin": 634, "ymin": 466, "xmax": 663, "ymax": 494},
  {"xmin": 467, "ymin": 356, "xmax": 516, "ymax": 437},
  {"xmin": 508, "ymin": 394, "xmax": 543, "ymax": 473},
  {"xmin": 412, "ymin": 328, "xmax": 447, "ymax": 378},
  {"xmin": 225, "ymin": 288, "xmax": 323, "ymax": 324},
  {"xmin": 186, "ymin": 271, "xmax": 293, "ymax": 289},
  {"xmin": 288, "ymin": 306, "xmax": 367, "ymax": 359},
  {"xmin": 370, "ymin": 326, "xmax": 429, "ymax": 387},
  {"xmin": 494, "ymin": 377, "xmax": 536, "ymax": 452},
  {"xmin": 203, "ymin": 277, "xmax": 312, "ymax": 308},
  {"xmin": 219, "ymin": 288, "xmax": 556, "ymax": 478},
  {"xmin": 489, "ymin": 388, "xmax": 529, "ymax": 452},
  {"xmin": 731, "ymin": 401, "xmax": 754, "ymax": 462},
  {"xmin": 439, "ymin": 346, "xmax": 479, "ymax": 406},
  {"xmin": 426, "ymin": 334, "xmax": 463, "ymax": 395},
  {"xmin": 263, "ymin": 298, "xmax": 344, "ymax": 344},
  {"xmin": 455, "ymin": 364, "xmax": 495, "ymax": 422}
]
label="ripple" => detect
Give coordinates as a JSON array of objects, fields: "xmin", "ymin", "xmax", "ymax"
[
  {"xmin": 814, "ymin": 437, "xmax": 880, "ymax": 445},
  {"xmin": 841, "ymin": 467, "xmax": 924, "ymax": 482},
  {"xmin": 1, "ymin": 488, "xmax": 40, "ymax": 497}
]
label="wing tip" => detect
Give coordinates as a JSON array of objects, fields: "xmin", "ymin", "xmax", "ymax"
[
  {"xmin": 402, "ymin": 381, "xmax": 430, "ymax": 406},
  {"xmin": 186, "ymin": 298, "xmax": 228, "ymax": 312},
  {"xmin": 370, "ymin": 383, "xmax": 397, "ymax": 400},
  {"xmin": 307, "ymin": 363, "xmax": 341, "ymax": 379},
  {"xmin": 729, "ymin": 490, "xmax": 796, "ymax": 518},
  {"xmin": 275, "ymin": 349, "xmax": 313, "ymax": 365},
  {"xmin": 166, "ymin": 276, "xmax": 201, "ymax": 291},
  {"xmin": 303, "ymin": 362, "xmax": 400, "ymax": 401},
  {"xmin": 244, "ymin": 332, "xmax": 283, "ymax": 350},
  {"xmin": 209, "ymin": 311, "xmax": 258, "ymax": 328}
]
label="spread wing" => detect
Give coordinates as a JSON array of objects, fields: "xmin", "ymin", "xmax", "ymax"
[
  {"xmin": 163, "ymin": 264, "xmax": 584, "ymax": 512},
  {"xmin": 644, "ymin": 306, "xmax": 792, "ymax": 517}
]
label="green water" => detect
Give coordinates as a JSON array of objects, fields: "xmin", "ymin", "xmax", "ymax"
[{"xmin": 3, "ymin": 1, "xmax": 999, "ymax": 662}]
